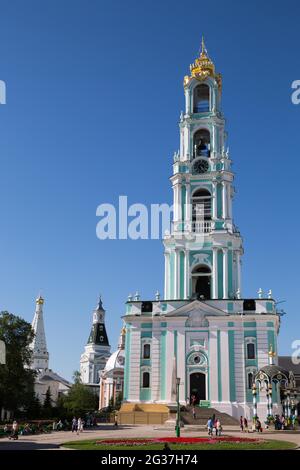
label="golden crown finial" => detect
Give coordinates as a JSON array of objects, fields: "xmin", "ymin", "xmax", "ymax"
[
  {"xmin": 268, "ymin": 344, "xmax": 275, "ymax": 357},
  {"xmin": 184, "ymin": 37, "xmax": 222, "ymax": 89}
]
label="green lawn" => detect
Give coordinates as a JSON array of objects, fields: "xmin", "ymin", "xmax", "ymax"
[{"xmin": 62, "ymin": 438, "xmax": 297, "ymax": 451}]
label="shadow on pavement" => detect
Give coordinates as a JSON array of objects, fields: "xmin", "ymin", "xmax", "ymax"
[{"xmin": 0, "ymin": 441, "xmax": 60, "ymax": 450}]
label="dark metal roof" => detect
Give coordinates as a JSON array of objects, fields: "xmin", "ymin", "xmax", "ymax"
[{"xmin": 278, "ymin": 356, "xmax": 300, "ymax": 376}]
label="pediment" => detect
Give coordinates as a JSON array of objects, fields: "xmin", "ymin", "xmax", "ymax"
[{"xmin": 164, "ymin": 300, "xmax": 226, "ymax": 318}]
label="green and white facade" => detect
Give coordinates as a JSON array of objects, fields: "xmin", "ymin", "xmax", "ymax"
[{"xmin": 122, "ymin": 44, "xmax": 281, "ymax": 420}]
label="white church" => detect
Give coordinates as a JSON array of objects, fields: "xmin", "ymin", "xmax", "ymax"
[
  {"xmin": 117, "ymin": 41, "xmax": 295, "ymax": 422},
  {"xmin": 30, "ymin": 295, "xmax": 71, "ymax": 404}
]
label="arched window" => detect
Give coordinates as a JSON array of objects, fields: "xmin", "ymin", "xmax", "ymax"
[
  {"xmin": 191, "ymin": 264, "xmax": 212, "ymax": 300},
  {"xmin": 247, "ymin": 343, "xmax": 256, "ymax": 360},
  {"xmin": 192, "ymin": 189, "xmax": 212, "ymax": 221},
  {"xmin": 193, "ymin": 84, "xmax": 210, "ymax": 113},
  {"xmin": 248, "ymin": 372, "xmax": 253, "ymax": 389},
  {"xmin": 143, "ymin": 344, "xmax": 151, "ymax": 359},
  {"xmin": 193, "ymin": 129, "xmax": 211, "ymax": 158},
  {"xmin": 142, "ymin": 372, "xmax": 150, "ymax": 388}
]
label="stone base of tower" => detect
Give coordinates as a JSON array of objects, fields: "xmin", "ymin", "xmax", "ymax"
[{"xmin": 118, "ymin": 403, "xmax": 169, "ymax": 425}]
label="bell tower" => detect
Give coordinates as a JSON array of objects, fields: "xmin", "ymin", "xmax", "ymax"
[{"xmin": 164, "ymin": 39, "xmax": 243, "ymax": 301}]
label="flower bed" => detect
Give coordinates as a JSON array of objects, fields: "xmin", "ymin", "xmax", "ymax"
[{"xmin": 96, "ymin": 436, "xmax": 260, "ymax": 447}]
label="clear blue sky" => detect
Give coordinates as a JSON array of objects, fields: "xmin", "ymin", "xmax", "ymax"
[{"xmin": 0, "ymin": 0, "xmax": 299, "ymax": 381}]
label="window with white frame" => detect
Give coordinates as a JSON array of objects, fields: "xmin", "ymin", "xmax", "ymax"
[
  {"xmin": 142, "ymin": 371, "xmax": 150, "ymax": 388},
  {"xmin": 143, "ymin": 343, "xmax": 151, "ymax": 359},
  {"xmin": 246, "ymin": 367, "xmax": 257, "ymax": 389},
  {"xmin": 141, "ymin": 338, "xmax": 151, "ymax": 359},
  {"xmin": 245, "ymin": 337, "xmax": 256, "ymax": 360}
]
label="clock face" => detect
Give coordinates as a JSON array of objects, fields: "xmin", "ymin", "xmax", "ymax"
[{"xmin": 192, "ymin": 159, "xmax": 209, "ymax": 174}]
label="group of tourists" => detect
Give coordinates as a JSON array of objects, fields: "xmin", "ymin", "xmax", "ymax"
[
  {"xmin": 239, "ymin": 416, "xmax": 249, "ymax": 432},
  {"xmin": 71, "ymin": 417, "xmax": 84, "ymax": 434},
  {"xmin": 207, "ymin": 415, "xmax": 222, "ymax": 436}
]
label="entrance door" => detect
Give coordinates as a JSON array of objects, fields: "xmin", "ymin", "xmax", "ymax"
[{"xmin": 190, "ymin": 372, "xmax": 206, "ymax": 404}]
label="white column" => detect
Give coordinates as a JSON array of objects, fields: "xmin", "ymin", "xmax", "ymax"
[
  {"xmin": 184, "ymin": 250, "xmax": 190, "ymax": 299},
  {"xmin": 228, "ymin": 185, "xmax": 233, "ymax": 220},
  {"xmin": 222, "ymin": 181, "xmax": 227, "ymax": 219},
  {"xmin": 212, "ymin": 181, "xmax": 218, "ymax": 219},
  {"xmin": 236, "ymin": 250, "xmax": 242, "ymax": 294},
  {"xmin": 212, "ymin": 247, "xmax": 219, "ymax": 299},
  {"xmin": 222, "ymin": 247, "xmax": 228, "ymax": 299},
  {"xmin": 186, "ymin": 182, "xmax": 192, "ymax": 224},
  {"xmin": 185, "ymin": 88, "xmax": 190, "ymax": 115},
  {"xmin": 184, "ymin": 125, "xmax": 190, "ymax": 160},
  {"xmin": 174, "ymin": 249, "xmax": 179, "ymax": 299},
  {"xmin": 164, "ymin": 252, "xmax": 170, "ymax": 299}
]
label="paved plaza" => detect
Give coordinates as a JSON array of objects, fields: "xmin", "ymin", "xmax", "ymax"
[{"xmin": 0, "ymin": 424, "xmax": 299, "ymax": 450}]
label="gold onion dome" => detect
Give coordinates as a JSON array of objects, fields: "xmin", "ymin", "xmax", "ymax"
[{"xmin": 184, "ymin": 37, "xmax": 222, "ymax": 89}]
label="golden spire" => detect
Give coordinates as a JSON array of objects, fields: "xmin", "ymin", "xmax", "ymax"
[
  {"xmin": 184, "ymin": 37, "xmax": 222, "ymax": 89},
  {"xmin": 201, "ymin": 36, "xmax": 206, "ymax": 56}
]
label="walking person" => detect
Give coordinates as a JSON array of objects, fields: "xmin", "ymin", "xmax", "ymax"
[
  {"xmin": 243, "ymin": 417, "xmax": 248, "ymax": 433},
  {"xmin": 192, "ymin": 406, "xmax": 196, "ymax": 420},
  {"xmin": 9, "ymin": 420, "xmax": 19, "ymax": 440},
  {"xmin": 207, "ymin": 417, "xmax": 213, "ymax": 436},
  {"xmin": 71, "ymin": 417, "xmax": 77, "ymax": 433},
  {"xmin": 215, "ymin": 419, "xmax": 222, "ymax": 436},
  {"xmin": 256, "ymin": 418, "xmax": 262, "ymax": 433},
  {"xmin": 240, "ymin": 415, "xmax": 244, "ymax": 432},
  {"xmin": 77, "ymin": 417, "xmax": 82, "ymax": 434}
]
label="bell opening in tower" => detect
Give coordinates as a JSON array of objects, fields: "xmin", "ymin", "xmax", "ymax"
[
  {"xmin": 193, "ymin": 84, "xmax": 210, "ymax": 113},
  {"xmin": 192, "ymin": 265, "xmax": 212, "ymax": 300},
  {"xmin": 193, "ymin": 128, "xmax": 210, "ymax": 158}
]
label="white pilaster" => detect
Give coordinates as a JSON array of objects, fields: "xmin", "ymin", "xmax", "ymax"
[
  {"xmin": 164, "ymin": 252, "xmax": 170, "ymax": 299},
  {"xmin": 222, "ymin": 181, "xmax": 227, "ymax": 219},
  {"xmin": 151, "ymin": 324, "xmax": 161, "ymax": 402},
  {"xmin": 212, "ymin": 247, "xmax": 219, "ymax": 299},
  {"xmin": 165, "ymin": 328, "xmax": 175, "ymax": 402},
  {"xmin": 220, "ymin": 330, "xmax": 230, "ymax": 402},
  {"xmin": 184, "ymin": 250, "xmax": 190, "ymax": 299},
  {"xmin": 236, "ymin": 250, "xmax": 242, "ymax": 294},
  {"xmin": 234, "ymin": 328, "xmax": 245, "ymax": 403},
  {"xmin": 209, "ymin": 329, "xmax": 218, "ymax": 402},
  {"xmin": 212, "ymin": 180, "xmax": 218, "ymax": 220},
  {"xmin": 177, "ymin": 328, "xmax": 185, "ymax": 403},
  {"xmin": 128, "ymin": 327, "xmax": 141, "ymax": 401},
  {"xmin": 186, "ymin": 182, "xmax": 192, "ymax": 223},
  {"xmin": 223, "ymin": 247, "xmax": 228, "ymax": 299}
]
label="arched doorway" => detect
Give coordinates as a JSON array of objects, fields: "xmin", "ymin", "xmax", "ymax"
[
  {"xmin": 192, "ymin": 265, "xmax": 211, "ymax": 299},
  {"xmin": 190, "ymin": 372, "xmax": 206, "ymax": 404}
]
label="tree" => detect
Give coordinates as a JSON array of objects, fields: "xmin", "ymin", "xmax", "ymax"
[
  {"xmin": 73, "ymin": 370, "xmax": 82, "ymax": 385},
  {"xmin": 115, "ymin": 391, "xmax": 123, "ymax": 410},
  {"xmin": 61, "ymin": 383, "xmax": 98, "ymax": 416},
  {"xmin": 0, "ymin": 311, "xmax": 36, "ymax": 415},
  {"xmin": 43, "ymin": 387, "xmax": 52, "ymax": 409}
]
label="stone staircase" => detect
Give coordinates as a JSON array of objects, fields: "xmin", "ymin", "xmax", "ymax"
[{"xmin": 180, "ymin": 406, "xmax": 238, "ymax": 426}]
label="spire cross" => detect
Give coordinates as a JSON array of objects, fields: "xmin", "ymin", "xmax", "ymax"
[{"xmin": 200, "ymin": 35, "xmax": 208, "ymax": 56}]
